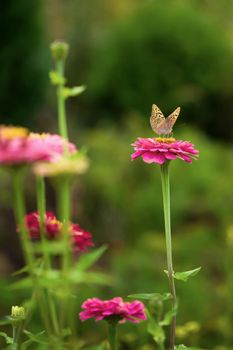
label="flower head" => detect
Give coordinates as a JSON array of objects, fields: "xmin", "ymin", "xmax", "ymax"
[
  {"xmin": 11, "ymin": 306, "xmax": 25, "ymax": 319},
  {"xmin": 33, "ymin": 153, "xmax": 89, "ymax": 177},
  {"xmin": 24, "ymin": 211, "xmax": 94, "ymax": 253},
  {"xmin": 79, "ymin": 297, "xmax": 147, "ymax": 324},
  {"xmin": 131, "ymin": 137, "xmax": 199, "ymax": 165},
  {"xmin": 71, "ymin": 224, "xmax": 94, "ymax": 253},
  {"xmin": 25, "ymin": 212, "xmax": 62, "ymax": 240},
  {"xmin": 50, "ymin": 40, "xmax": 69, "ymax": 61},
  {"xmin": 0, "ymin": 126, "xmax": 76, "ymax": 166}
]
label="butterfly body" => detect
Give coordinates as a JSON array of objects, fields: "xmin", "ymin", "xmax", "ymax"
[{"xmin": 150, "ymin": 104, "xmax": 180, "ymax": 135}]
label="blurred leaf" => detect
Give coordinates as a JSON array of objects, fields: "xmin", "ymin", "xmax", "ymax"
[
  {"xmin": 23, "ymin": 330, "xmax": 48, "ymax": 345},
  {"xmin": 10, "ymin": 277, "xmax": 33, "ymax": 290},
  {"xmin": 175, "ymin": 346, "xmax": 204, "ymax": 350},
  {"xmin": 160, "ymin": 304, "xmax": 178, "ymax": 326},
  {"xmin": 33, "ymin": 241, "xmax": 65, "ymax": 255},
  {"xmin": 128, "ymin": 293, "xmax": 172, "ymax": 302},
  {"xmin": 173, "ymin": 267, "xmax": 202, "ymax": 282},
  {"xmin": 49, "ymin": 71, "xmax": 66, "ymax": 85},
  {"xmin": 68, "ymin": 270, "xmax": 112, "ymax": 285},
  {"xmin": 86, "ymin": 345, "xmax": 105, "ymax": 350},
  {"xmin": 0, "ymin": 332, "xmax": 13, "ymax": 344},
  {"xmin": 0, "ymin": 316, "xmax": 14, "ymax": 326},
  {"xmin": 75, "ymin": 246, "xmax": 107, "ymax": 271},
  {"xmin": 12, "ymin": 259, "xmax": 42, "ymax": 276},
  {"xmin": 61, "ymin": 328, "xmax": 72, "ymax": 338},
  {"xmin": 63, "ymin": 85, "xmax": 86, "ymax": 99},
  {"xmin": 147, "ymin": 309, "xmax": 165, "ymax": 344}
]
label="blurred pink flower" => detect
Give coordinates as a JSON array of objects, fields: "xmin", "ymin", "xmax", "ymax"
[
  {"xmin": 79, "ymin": 297, "xmax": 147, "ymax": 323},
  {"xmin": 0, "ymin": 126, "xmax": 76, "ymax": 165},
  {"xmin": 71, "ymin": 224, "xmax": 94, "ymax": 253},
  {"xmin": 24, "ymin": 211, "xmax": 94, "ymax": 253},
  {"xmin": 25, "ymin": 211, "xmax": 62, "ymax": 240},
  {"xmin": 131, "ymin": 137, "xmax": 199, "ymax": 165}
]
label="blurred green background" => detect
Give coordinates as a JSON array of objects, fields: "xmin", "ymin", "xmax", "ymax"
[{"xmin": 0, "ymin": 0, "xmax": 233, "ymax": 349}]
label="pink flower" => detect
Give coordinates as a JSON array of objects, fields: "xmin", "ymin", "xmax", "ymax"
[
  {"xmin": 24, "ymin": 211, "xmax": 94, "ymax": 253},
  {"xmin": 131, "ymin": 137, "xmax": 199, "ymax": 165},
  {"xmin": 71, "ymin": 224, "xmax": 94, "ymax": 253},
  {"xmin": 79, "ymin": 297, "xmax": 147, "ymax": 324},
  {"xmin": 28, "ymin": 133, "xmax": 76, "ymax": 163},
  {"xmin": 25, "ymin": 212, "xmax": 62, "ymax": 240},
  {"xmin": 0, "ymin": 126, "xmax": 76, "ymax": 165}
]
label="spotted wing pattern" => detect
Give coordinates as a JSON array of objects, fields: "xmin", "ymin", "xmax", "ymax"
[
  {"xmin": 150, "ymin": 105, "xmax": 180, "ymax": 135},
  {"xmin": 149, "ymin": 104, "xmax": 165, "ymax": 134}
]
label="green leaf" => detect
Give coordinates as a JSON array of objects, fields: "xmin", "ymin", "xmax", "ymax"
[
  {"xmin": 10, "ymin": 277, "xmax": 33, "ymax": 290},
  {"xmin": 0, "ymin": 332, "xmax": 13, "ymax": 344},
  {"xmin": 23, "ymin": 330, "xmax": 48, "ymax": 345},
  {"xmin": 160, "ymin": 303, "xmax": 178, "ymax": 326},
  {"xmin": 0, "ymin": 316, "xmax": 14, "ymax": 326},
  {"xmin": 86, "ymin": 345, "xmax": 105, "ymax": 350},
  {"xmin": 173, "ymin": 267, "xmax": 202, "ymax": 282},
  {"xmin": 68, "ymin": 270, "xmax": 112, "ymax": 286},
  {"xmin": 75, "ymin": 246, "xmax": 107, "ymax": 271},
  {"xmin": 49, "ymin": 71, "xmax": 66, "ymax": 85},
  {"xmin": 128, "ymin": 293, "xmax": 172, "ymax": 302},
  {"xmin": 33, "ymin": 241, "xmax": 65, "ymax": 255},
  {"xmin": 63, "ymin": 85, "xmax": 86, "ymax": 99},
  {"xmin": 175, "ymin": 345, "xmax": 205, "ymax": 350},
  {"xmin": 147, "ymin": 309, "xmax": 165, "ymax": 344},
  {"xmin": 12, "ymin": 259, "xmax": 42, "ymax": 276}
]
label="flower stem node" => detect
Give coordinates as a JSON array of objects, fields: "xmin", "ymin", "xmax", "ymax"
[
  {"xmin": 11, "ymin": 306, "xmax": 25, "ymax": 320},
  {"xmin": 50, "ymin": 40, "xmax": 69, "ymax": 61}
]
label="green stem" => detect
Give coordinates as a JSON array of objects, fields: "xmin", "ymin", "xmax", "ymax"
[
  {"xmin": 36, "ymin": 176, "xmax": 50, "ymax": 268},
  {"xmin": 108, "ymin": 323, "xmax": 118, "ymax": 350},
  {"xmin": 12, "ymin": 325, "xmax": 17, "ymax": 346},
  {"xmin": 160, "ymin": 162, "xmax": 176, "ymax": 350},
  {"xmin": 56, "ymin": 59, "xmax": 68, "ymax": 145},
  {"xmin": 58, "ymin": 177, "xmax": 71, "ymax": 271},
  {"xmin": 36, "ymin": 177, "xmax": 62, "ymax": 340},
  {"xmin": 12, "ymin": 169, "xmax": 34, "ymax": 270},
  {"xmin": 12, "ymin": 170, "xmax": 61, "ymax": 346}
]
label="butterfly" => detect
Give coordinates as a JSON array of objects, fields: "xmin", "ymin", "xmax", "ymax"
[{"xmin": 150, "ymin": 104, "xmax": 180, "ymax": 135}]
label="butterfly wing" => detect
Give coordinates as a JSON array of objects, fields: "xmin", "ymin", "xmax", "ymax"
[
  {"xmin": 162, "ymin": 107, "xmax": 180, "ymax": 134},
  {"xmin": 150, "ymin": 104, "xmax": 165, "ymax": 134}
]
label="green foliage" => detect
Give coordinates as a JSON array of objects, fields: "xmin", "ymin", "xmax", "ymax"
[
  {"xmin": 128, "ymin": 293, "xmax": 172, "ymax": 302},
  {"xmin": 0, "ymin": 0, "xmax": 49, "ymax": 125},
  {"xmin": 172, "ymin": 267, "xmax": 202, "ymax": 282},
  {"xmin": 87, "ymin": 1, "xmax": 233, "ymax": 139}
]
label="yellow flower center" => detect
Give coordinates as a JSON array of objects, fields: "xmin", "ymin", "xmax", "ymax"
[
  {"xmin": 29, "ymin": 132, "xmax": 49, "ymax": 139},
  {"xmin": 155, "ymin": 137, "xmax": 176, "ymax": 143},
  {"xmin": 0, "ymin": 126, "xmax": 29, "ymax": 139}
]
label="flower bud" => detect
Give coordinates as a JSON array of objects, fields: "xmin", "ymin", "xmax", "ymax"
[
  {"xmin": 50, "ymin": 40, "xmax": 69, "ymax": 61},
  {"xmin": 11, "ymin": 306, "xmax": 25, "ymax": 319}
]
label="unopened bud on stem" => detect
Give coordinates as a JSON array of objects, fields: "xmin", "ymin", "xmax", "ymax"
[
  {"xmin": 50, "ymin": 40, "xmax": 69, "ymax": 61},
  {"xmin": 11, "ymin": 306, "xmax": 25, "ymax": 319}
]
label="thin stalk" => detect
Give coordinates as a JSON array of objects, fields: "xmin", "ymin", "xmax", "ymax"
[
  {"xmin": 12, "ymin": 169, "xmax": 34, "ymax": 270},
  {"xmin": 36, "ymin": 176, "xmax": 50, "ymax": 268},
  {"xmin": 12, "ymin": 170, "xmax": 59, "ymax": 346},
  {"xmin": 56, "ymin": 59, "xmax": 68, "ymax": 145},
  {"xmin": 108, "ymin": 323, "xmax": 118, "ymax": 350},
  {"xmin": 160, "ymin": 162, "xmax": 177, "ymax": 350},
  {"xmin": 12, "ymin": 325, "xmax": 17, "ymax": 346},
  {"xmin": 36, "ymin": 177, "xmax": 62, "ymax": 340},
  {"xmin": 58, "ymin": 177, "xmax": 71, "ymax": 271}
]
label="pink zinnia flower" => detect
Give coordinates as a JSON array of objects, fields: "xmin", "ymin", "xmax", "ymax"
[
  {"xmin": 0, "ymin": 126, "xmax": 76, "ymax": 165},
  {"xmin": 131, "ymin": 137, "xmax": 199, "ymax": 165},
  {"xmin": 79, "ymin": 297, "xmax": 147, "ymax": 324},
  {"xmin": 24, "ymin": 211, "xmax": 94, "ymax": 253},
  {"xmin": 71, "ymin": 224, "xmax": 94, "ymax": 253},
  {"xmin": 25, "ymin": 211, "xmax": 62, "ymax": 240}
]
